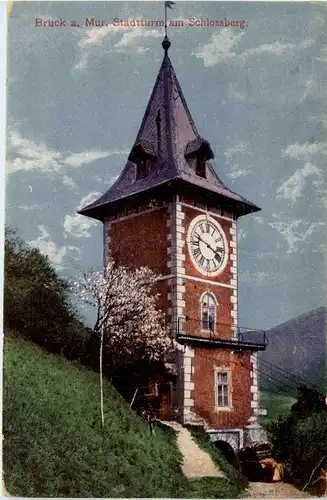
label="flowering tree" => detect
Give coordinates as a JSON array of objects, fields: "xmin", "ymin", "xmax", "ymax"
[{"xmin": 72, "ymin": 260, "xmax": 172, "ymax": 426}]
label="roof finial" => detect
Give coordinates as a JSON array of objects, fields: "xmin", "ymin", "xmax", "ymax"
[{"xmin": 163, "ymin": 1, "xmax": 175, "ymax": 53}]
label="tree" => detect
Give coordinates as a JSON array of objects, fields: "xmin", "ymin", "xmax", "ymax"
[
  {"xmin": 291, "ymin": 385, "xmax": 326, "ymax": 420},
  {"xmin": 71, "ymin": 260, "xmax": 173, "ymax": 427},
  {"xmin": 267, "ymin": 385, "xmax": 327, "ymax": 491},
  {"xmin": 4, "ymin": 227, "xmax": 87, "ymax": 358}
]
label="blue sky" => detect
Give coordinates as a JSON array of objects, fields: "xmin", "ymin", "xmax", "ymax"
[{"xmin": 6, "ymin": 1, "xmax": 327, "ymax": 330}]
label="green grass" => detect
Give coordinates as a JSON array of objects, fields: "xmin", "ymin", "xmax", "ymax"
[
  {"xmin": 3, "ymin": 332, "xmax": 247, "ymax": 498},
  {"xmin": 260, "ymin": 390, "xmax": 296, "ymax": 425}
]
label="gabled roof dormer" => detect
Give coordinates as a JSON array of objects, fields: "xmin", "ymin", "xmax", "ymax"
[
  {"xmin": 185, "ymin": 138, "xmax": 214, "ymax": 179},
  {"xmin": 128, "ymin": 139, "xmax": 157, "ymax": 181}
]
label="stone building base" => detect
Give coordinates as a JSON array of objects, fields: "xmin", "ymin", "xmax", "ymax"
[
  {"xmin": 205, "ymin": 424, "xmax": 267, "ymax": 452},
  {"xmin": 206, "ymin": 429, "xmax": 244, "ymax": 452},
  {"xmin": 244, "ymin": 423, "xmax": 267, "ymax": 445}
]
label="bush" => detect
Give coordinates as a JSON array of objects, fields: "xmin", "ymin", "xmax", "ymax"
[
  {"xmin": 267, "ymin": 385, "xmax": 327, "ymax": 492},
  {"xmin": 4, "ymin": 227, "xmax": 88, "ymax": 358}
]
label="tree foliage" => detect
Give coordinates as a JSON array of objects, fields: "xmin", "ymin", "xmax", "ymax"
[
  {"xmin": 71, "ymin": 261, "xmax": 173, "ymax": 378},
  {"xmin": 267, "ymin": 385, "xmax": 327, "ymax": 492},
  {"xmin": 4, "ymin": 227, "xmax": 87, "ymax": 358},
  {"xmin": 4, "ymin": 228, "xmax": 173, "ymax": 403}
]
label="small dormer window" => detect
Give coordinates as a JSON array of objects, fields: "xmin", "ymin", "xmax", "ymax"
[
  {"xmin": 185, "ymin": 138, "xmax": 213, "ymax": 179},
  {"xmin": 136, "ymin": 159, "xmax": 148, "ymax": 180},
  {"xmin": 196, "ymin": 156, "xmax": 206, "ymax": 178},
  {"xmin": 130, "ymin": 141, "xmax": 157, "ymax": 182}
]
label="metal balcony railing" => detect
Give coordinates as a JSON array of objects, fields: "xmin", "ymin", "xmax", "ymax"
[{"xmin": 176, "ymin": 316, "xmax": 268, "ymax": 351}]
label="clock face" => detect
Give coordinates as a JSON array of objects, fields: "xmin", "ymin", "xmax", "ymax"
[{"xmin": 187, "ymin": 215, "xmax": 228, "ymax": 276}]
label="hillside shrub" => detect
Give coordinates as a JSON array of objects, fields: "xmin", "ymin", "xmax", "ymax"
[
  {"xmin": 4, "ymin": 227, "xmax": 88, "ymax": 358},
  {"xmin": 267, "ymin": 385, "xmax": 327, "ymax": 493}
]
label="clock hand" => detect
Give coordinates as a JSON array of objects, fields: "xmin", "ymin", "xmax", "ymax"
[
  {"xmin": 195, "ymin": 234, "xmax": 223, "ymax": 260},
  {"xmin": 195, "ymin": 234, "xmax": 221, "ymax": 253},
  {"xmin": 195, "ymin": 234, "xmax": 215, "ymax": 253}
]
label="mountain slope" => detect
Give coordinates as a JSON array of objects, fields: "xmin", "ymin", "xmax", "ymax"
[{"xmin": 259, "ymin": 306, "xmax": 326, "ymax": 391}]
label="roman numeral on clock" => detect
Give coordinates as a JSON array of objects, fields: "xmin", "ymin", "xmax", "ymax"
[
  {"xmin": 192, "ymin": 247, "xmax": 201, "ymax": 259},
  {"xmin": 188, "ymin": 216, "xmax": 227, "ymax": 275}
]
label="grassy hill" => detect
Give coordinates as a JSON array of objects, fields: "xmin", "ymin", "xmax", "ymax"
[
  {"xmin": 3, "ymin": 332, "xmax": 245, "ymax": 498},
  {"xmin": 260, "ymin": 390, "xmax": 296, "ymax": 425}
]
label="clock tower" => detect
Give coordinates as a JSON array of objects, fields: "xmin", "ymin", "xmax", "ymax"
[{"xmin": 79, "ymin": 36, "xmax": 267, "ymax": 450}]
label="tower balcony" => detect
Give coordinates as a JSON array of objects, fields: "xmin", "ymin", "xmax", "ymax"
[{"xmin": 175, "ymin": 317, "xmax": 268, "ymax": 351}]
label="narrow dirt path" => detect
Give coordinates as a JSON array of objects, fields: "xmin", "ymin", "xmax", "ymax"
[
  {"xmin": 161, "ymin": 421, "xmax": 224, "ymax": 478},
  {"xmin": 244, "ymin": 481, "xmax": 313, "ymax": 498}
]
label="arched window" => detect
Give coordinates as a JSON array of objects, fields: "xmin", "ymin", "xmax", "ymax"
[{"xmin": 200, "ymin": 292, "xmax": 218, "ymax": 332}]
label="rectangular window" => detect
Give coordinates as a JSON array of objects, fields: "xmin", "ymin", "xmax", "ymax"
[
  {"xmin": 196, "ymin": 157, "xmax": 206, "ymax": 178},
  {"xmin": 215, "ymin": 371, "xmax": 231, "ymax": 409},
  {"xmin": 136, "ymin": 159, "xmax": 147, "ymax": 180}
]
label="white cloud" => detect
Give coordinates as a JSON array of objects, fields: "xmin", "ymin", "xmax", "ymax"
[
  {"xmin": 299, "ymin": 77, "xmax": 326, "ymax": 103},
  {"xmin": 114, "ymin": 28, "xmax": 161, "ymax": 52},
  {"xmin": 193, "ymin": 29, "xmax": 244, "ymax": 67},
  {"xmin": 7, "ymin": 128, "xmax": 124, "ymax": 177},
  {"xmin": 281, "ymin": 141, "xmax": 327, "ymax": 160},
  {"xmin": 63, "ymin": 150, "xmax": 122, "ymax": 168},
  {"xmin": 276, "ymin": 162, "xmax": 323, "ymax": 203},
  {"xmin": 77, "ymin": 191, "xmax": 102, "ymax": 210},
  {"xmin": 225, "ymin": 142, "xmax": 249, "ymax": 160},
  {"xmin": 241, "ymin": 38, "xmax": 313, "ymax": 60},
  {"xmin": 193, "ymin": 32, "xmax": 313, "ymax": 67},
  {"xmin": 94, "ymin": 173, "xmax": 119, "ymax": 185},
  {"xmin": 241, "ymin": 270, "xmax": 270, "ymax": 286},
  {"xmin": 227, "ymin": 165, "xmax": 250, "ymax": 179},
  {"xmin": 74, "ymin": 23, "xmax": 161, "ymax": 72},
  {"xmin": 63, "ymin": 191, "xmax": 101, "ymax": 238},
  {"xmin": 62, "ymin": 175, "xmax": 77, "ymax": 190},
  {"xmin": 7, "ymin": 130, "xmax": 62, "ymax": 174},
  {"xmin": 224, "ymin": 142, "xmax": 251, "ymax": 179},
  {"xmin": 28, "ymin": 225, "xmax": 80, "ymax": 270},
  {"xmin": 17, "ymin": 204, "xmax": 41, "ymax": 211},
  {"xmin": 238, "ymin": 229, "xmax": 248, "ymax": 242},
  {"xmin": 314, "ymin": 46, "xmax": 327, "ymax": 64},
  {"xmin": 63, "ymin": 215, "xmax": 98, "ymax": 239},
  {"xmin": 254, "ymin": 216, "xmax": 265, "ymax": 225},
  {"xmin": 268, "ymin": 216, "xmax": 325, "ymax": 253}
]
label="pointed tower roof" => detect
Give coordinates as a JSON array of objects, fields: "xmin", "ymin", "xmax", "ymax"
[{"xmin": 79, "ymin": 40, "xmax": 260, "ymax": 221}]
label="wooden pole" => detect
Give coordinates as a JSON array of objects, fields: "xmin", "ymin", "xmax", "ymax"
[{"xmin": 130, "ymin": 388, "xmax": 138, "ymax": 408}]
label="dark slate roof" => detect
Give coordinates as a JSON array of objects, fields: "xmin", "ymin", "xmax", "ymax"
[
  {"xmin": 184, "ymin": 137, "xmax": 214, "ymax": 159},
  {"xmin": 128, "ymin": 139, "xmax": 157, "ymax": 162},
  {"xmin": 79, "ymin": 46, "xmax": 260, "ymax": 220}
]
